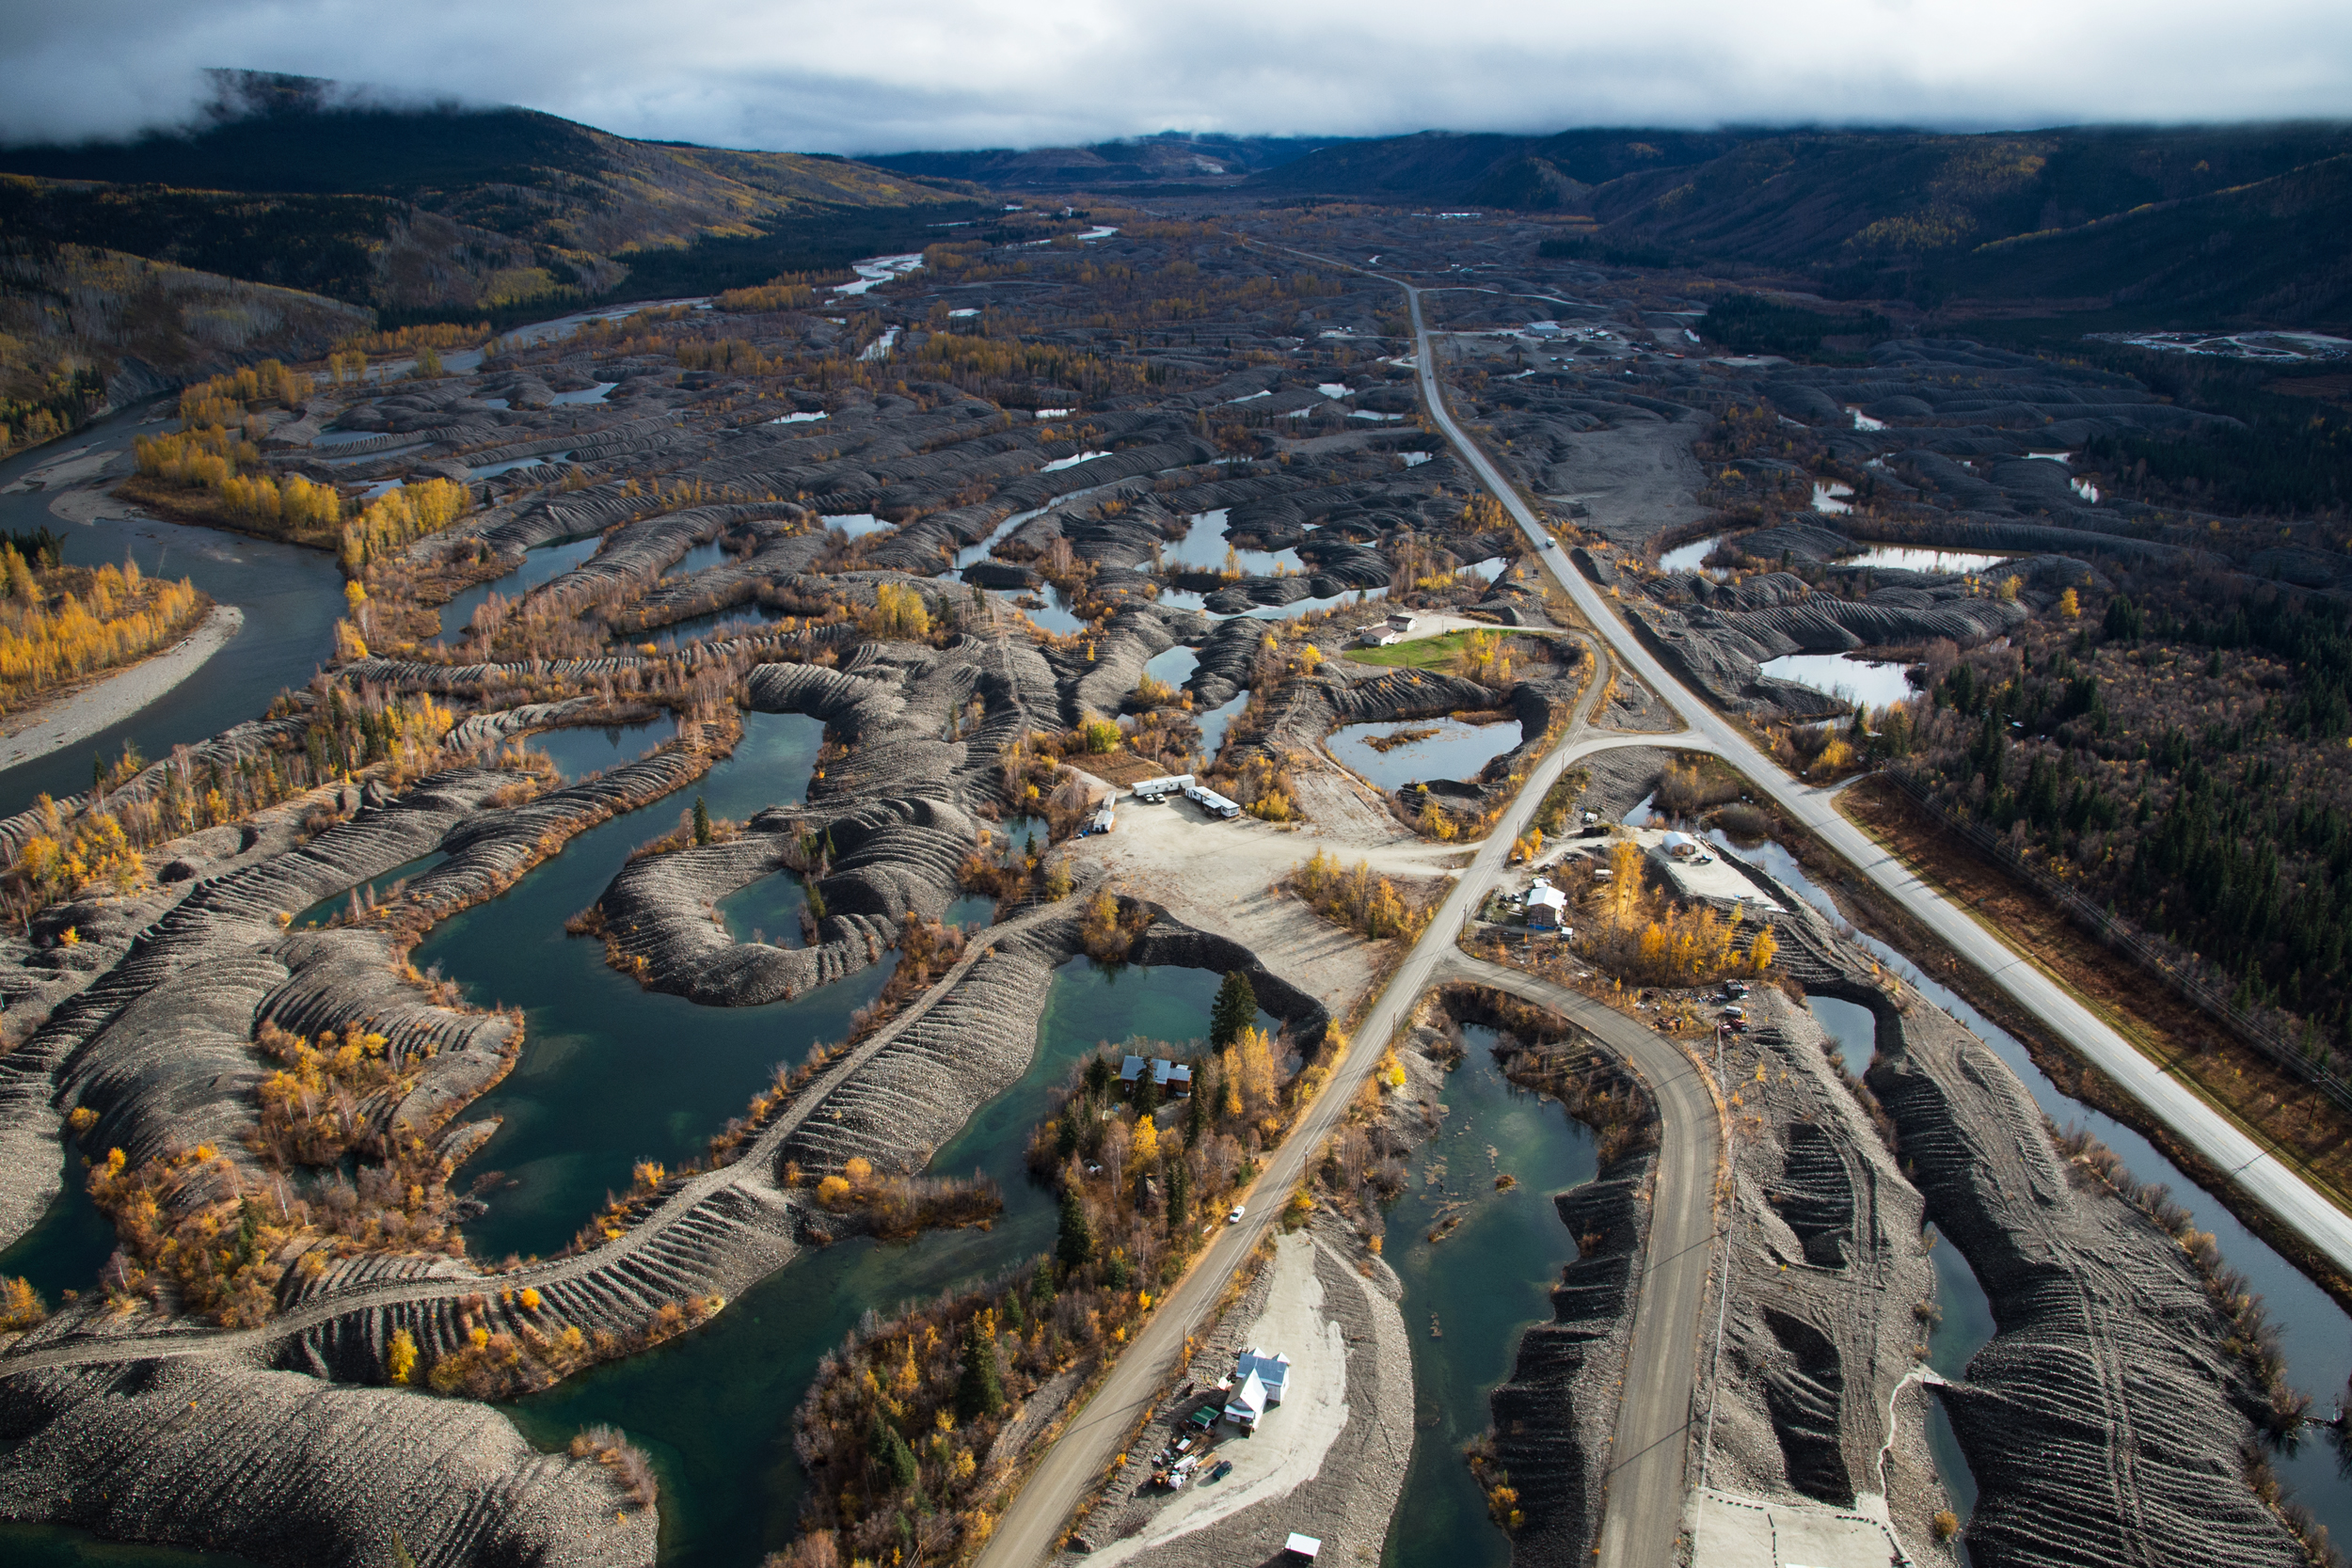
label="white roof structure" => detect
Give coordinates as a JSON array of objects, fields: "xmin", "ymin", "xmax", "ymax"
[
  {"xmin": 1284, "ymin": 1534, "xmax": 1322, "ymax": 1560},
  {"xmin": 1660, "ymin": 830, "xmax": 1699, "ymax": 858},
  {"xmin": 1236, "ymin": 1346, "xmax": 1292, "ymax": 1402},
  {"xmin": 1527, "ymin": 885, "xmax": 1567, "ymax": 913},
  {"xmin": 1224, "ymin": 1370, "xmax": 1268, "ymax": 1425}
]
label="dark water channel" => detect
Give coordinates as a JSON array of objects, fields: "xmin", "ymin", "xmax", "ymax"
[
  {"xmin": 505, "ymin": 956, "xmax": 1263, "ymax": 1565},
  {"xmin": 0, "ymin": 403, "xmax": 346, "ymax": 817},
  {"xmin": 0, "ymin": 669, "xmax": 1273, "ymax": 1567},
  {"xmin": 1806, "ymin": 998, "xmax": 1990, "ymax": 1540},
  {"xmin": 410, "ymin": 712, "xmax": 861, "ymax": 1264},
  {"xmin": 436, "ymin": 535, "xmax": 605, "ymax": 642},
  {"xmin": 1383, "ymin": 1024, "xmax": 1597, "ymax": 1568},
  {"xmin": 527, "ymin": 721, "xmax": 669, "ymax": 784}
]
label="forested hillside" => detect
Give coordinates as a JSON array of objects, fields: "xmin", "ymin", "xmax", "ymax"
[
  {"xmin": 866, "ymin": 132, "xmax": 1343, "ymax": 188},
  {"xmin": 0, "ymin": 71, "xmax": 986, "ymax": 323},
  {"xmin": 0, "ymin": 244, "xmax": 368, "ymax": 455},
  {"xmin": 1249, "ymin": 123, "xmax": 2352, "ymax": 326}
]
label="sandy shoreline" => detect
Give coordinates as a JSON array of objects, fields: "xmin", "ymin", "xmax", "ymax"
[{"xmin": 0, "ymin": 604, "xmax": 245, "ymax": 773}]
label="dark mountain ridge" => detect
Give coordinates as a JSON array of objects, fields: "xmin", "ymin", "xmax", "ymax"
[
  {"xmin": 0, "ymin": 71, "xmax": 986, "ymax": 320},
  {"xmin": 1241, "ymin": 121, "xmax": 2352, "ymax": 326}
]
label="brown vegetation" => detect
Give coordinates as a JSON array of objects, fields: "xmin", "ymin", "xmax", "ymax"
[{"xmin": 1288, "ymin": 847, "xmax": 1438, "ymax": 942}]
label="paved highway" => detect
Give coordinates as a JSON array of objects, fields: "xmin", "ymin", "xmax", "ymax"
[{"xmin": 1395, "ymin": 283, "xmax": 2352, "ymax": 1278}]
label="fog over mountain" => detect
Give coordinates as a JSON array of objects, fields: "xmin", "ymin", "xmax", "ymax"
[{"xmin": 5, "ymin": 0, "xmax": 2352, "ymax": 151}]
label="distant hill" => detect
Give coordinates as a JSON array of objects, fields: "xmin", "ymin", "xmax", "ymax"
[
  {"xmin": 0, "ymin": 244, "xmax": 369, "ymax": 451},
  {"xmin": 1241, "ymin": 121, "xmax": 2352, "ymax": 326},
  {"xmin": 1244, "ymin": 128, "xmax": 1746, "ymax": 208},
  {"xmin": 0, "ymin": 71, "xmax": 988, "ymax": 322},
  {"xmin": 866, "ymin": 133, "xmax": 1347, "ymax": 189}
]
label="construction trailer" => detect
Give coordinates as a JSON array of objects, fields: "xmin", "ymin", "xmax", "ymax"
[
  {"xmin": 1184, "ymin": 781, "xmax": 1242, "ymax": 819},
  {"xmin": 1132, "ymin": 773, "xmax": 1195, "ymax": 802}
]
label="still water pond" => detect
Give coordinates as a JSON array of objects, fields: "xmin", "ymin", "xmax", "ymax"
[
  {"xmin": 1384, "ymin": 1023, "xmax": 1597, "ymax": 1568},
  {"xmin": 505, "ymin": 956, "xmax": 1265, "ymax": 1566},
  {"xmin": 1327, "ymin": 716, "xmax": 1521, "ymax": 792},
  {"xmin": 437, "ymin": 535, "xmax": 606, "ymax": 642},
  {"xmin": 1724, "ymin": 831, "xmax": 2352, "ymax": 1544},
  {"xmin": 1841, "ymin": 546, "xmax": 2007, "ymax": 576},
  {"xmin": 1757, "ymin": 654, "xmax": 1914, "ymax": 709}
]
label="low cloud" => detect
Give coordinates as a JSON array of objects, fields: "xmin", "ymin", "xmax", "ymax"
[{"xmin": 4, "ymin": 0, "xmax": 2349, "ymax": 151}]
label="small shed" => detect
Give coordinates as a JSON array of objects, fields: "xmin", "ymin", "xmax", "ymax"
[
  {"xmin": 1284, "ymin": 1534, "xmax": 1323, "ymax": 1560},
  {"xmin": 1660, "ymin": 831, "xmax": 1699, "ymax": 860}
]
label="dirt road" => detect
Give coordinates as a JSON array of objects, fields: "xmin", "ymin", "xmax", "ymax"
[
  {"xmin": 970, "ymin": 623, "xmax": 1621, "ymax": 1568},
  {"xmin": 1438, "ymin": 951, "xmax": 1722, "ymax": 1568},
  {"xmin": 1397, "ymin": 281, "xmax": 2352, "ymax": 1283}
]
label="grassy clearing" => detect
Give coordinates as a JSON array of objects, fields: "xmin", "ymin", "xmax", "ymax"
[{"xmin": 1343, "ymin": 627, "xmax": 1549, "ymax": 671}]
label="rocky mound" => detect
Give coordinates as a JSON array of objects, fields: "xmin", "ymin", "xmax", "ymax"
[
  {"xmin": 0, "ymin": 1356, "xmax": 654, "ymax": 1568},
  {"xmin": 1870, "ymin": 1000, "xmax": 2306, "ymax": 1567}
]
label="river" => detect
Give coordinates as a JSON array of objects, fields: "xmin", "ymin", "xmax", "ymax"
[{"xmin": 0, "ymin": 403, "xmax": 345, "ymax": 817}]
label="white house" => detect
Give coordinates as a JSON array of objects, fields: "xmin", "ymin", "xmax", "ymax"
[
  {"xmin": 1224, "ymin": 1370, "xmax": 1269, "ymax": 1429},
  {"xmin": 1225, "ymin": 1347, "xmax": 1294, "ymax": 1429},
  {"xmin": 1526, "ymin": 883, "xmax": 1568, "ymax": 930}
]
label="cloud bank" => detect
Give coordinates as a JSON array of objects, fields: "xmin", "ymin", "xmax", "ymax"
[{"xmin": 4, "ymin": 0, "xmax": 2349, "ymax": 151}]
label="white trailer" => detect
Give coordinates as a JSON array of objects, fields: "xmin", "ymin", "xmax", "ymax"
[
  {"xmin": 1133, "ymin": 773, "xmax": 1195, "ymax": 802},
  {"xmin": 1184, "ymin": 783, "xmax": 1242, "ymax": 819}
]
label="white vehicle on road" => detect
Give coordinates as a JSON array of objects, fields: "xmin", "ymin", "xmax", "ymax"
[{"xmin": 1227, "ymin": 1204, "xmax": 1247, "ymax": 1224}]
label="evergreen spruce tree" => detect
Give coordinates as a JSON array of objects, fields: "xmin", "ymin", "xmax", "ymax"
[
  {"xmin": 869, "ymin": 1408, "xmax": 918, "ymax": 1491},
  {"xmin": 1210, "ymin": 969, "xmax": 1257, "ymax": 1047},
  {"xmin": 692, "ymin": 795, "xmax": 712, "ymax": 846},
  {"xmin": 1056, "ymin": 1186, "xmax": 1096, "ymax": 1274},
  {"xmin": 955, "ymin": 1312, "xmax": 1006, "ymax": 1419},
  {"xmin": 1186, "ymin": 1058, "xmax": 1214, "ymax": 1143}
]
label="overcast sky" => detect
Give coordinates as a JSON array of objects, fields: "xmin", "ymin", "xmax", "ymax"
[{"xmin": 5, "ymin": 0, "xmax": 2349, "ymax": 151}]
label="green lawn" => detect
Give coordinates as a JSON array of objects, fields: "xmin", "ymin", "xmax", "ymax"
[{"xmin": 1342, "ymin": 627, "xmax": 1547, "ymax": 670}]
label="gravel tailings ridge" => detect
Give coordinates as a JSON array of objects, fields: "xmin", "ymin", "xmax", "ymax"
[
  {"xmin": 1870, "ymin": 1001, "xmax": 2306, "ymax": 1568},
  {"xmin": 0, "ymin": 1355, "xmax": 654, "ymax": 1567},
  {"xmin": 0, "ymin": 852, "xmax": 1293, "ymax": 1568},
  {"xmin": 0, "ymin": 886, "xmax": 1086, "ymax": 1567}
]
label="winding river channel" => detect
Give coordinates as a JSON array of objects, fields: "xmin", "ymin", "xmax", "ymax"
[{"xmin": 0, "ymin": 404, "xmax": 344, "ymax": 816}]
